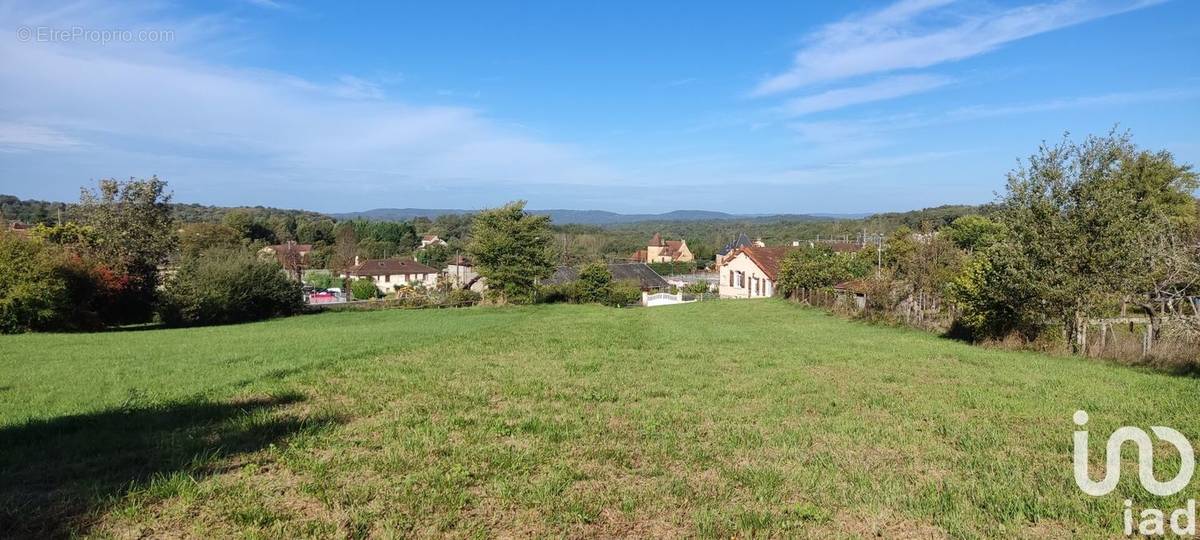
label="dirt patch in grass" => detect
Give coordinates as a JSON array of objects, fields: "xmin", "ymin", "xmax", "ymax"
[{"xmin": 833, "ymin": 509, "xmax": 949, "ymax": 539}]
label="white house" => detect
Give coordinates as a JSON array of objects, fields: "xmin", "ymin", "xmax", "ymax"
[
  {"xmin": 420, "ymin": 235, "xmax": 448, "ymax": 248},
  {"xmin": 718, "ymin": 246, "xmax": 793, "ymax": 299},
  {"xmin": 443, "ymin": 255, "xmax": 485, "ymax": 292},
  {"xmin": 343, "ymin": 257, "xmax": 439, "ymax": 293}
]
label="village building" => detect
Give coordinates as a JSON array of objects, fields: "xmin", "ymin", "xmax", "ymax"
[
  {"xmin": 259, "ymin": 242, "xmax": 312, "ymax": 261},
  {"xmin": 715, "ymin": 232, "xmax": 755, "ymax": 267},
  {"xmin": 543, "ymin": 262, "xmax": 669, "ymax": 292},
  {"xmin": 834, "ymin": 279, "xmax": 870, "ymax": 310},
  {"xmin": 420, "ymin": 235, "xmax": 448, "ymax": 248},
  {"xmin": 343, "ymin": 257, "xmax": 439, "ymax": 293},
  {"xmin": 444, "ymin": 255, "xmax": 485, "ymax": 292},
  {"xmin": 258, "ymin": 241, "xmax": 313, "ymax": 280},
  {"xmin": 630, "ymin": 233, "xmax": 694, "ymax": 263},
  {"xmin": 718, "ymin": 246, "xmax": 794, "ymax": 299},
  {"xmin": 5, "ymin": 220, "xmax": 31, "ymax": 238}
]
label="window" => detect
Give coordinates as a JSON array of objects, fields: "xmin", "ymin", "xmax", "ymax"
[
  {"xmin": 385, "ymin": 275, "xmax": 390, "ymax": 283},
  {"xmin": 728, "ymin": 271, "xmax": 734, "ymax": 286}
]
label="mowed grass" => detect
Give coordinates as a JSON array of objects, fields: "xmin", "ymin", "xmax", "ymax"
[{"xmin": 1, "ymin": 300, "xmax": 1196, "ymax": 538}]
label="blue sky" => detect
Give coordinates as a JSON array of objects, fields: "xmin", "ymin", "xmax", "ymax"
[{"xmin": 0, "ymin": 0, "xmax": 1197, "ymax": 213}]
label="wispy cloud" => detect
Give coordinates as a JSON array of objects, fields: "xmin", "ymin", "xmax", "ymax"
[
  {"xmin": 0, "ymin": 122, "xmax": 85, "ymax": 152},
  {"xmin": 752, "ymin": 0, "xmax": 1166, "ymax": 97},
  {"xmin": 786, "ymin": 87, "xmax": 1197, "ymax": 152},
  {"xmin": 947, "ymin": 88, "xmax": 1199, "ymax": 119},
  {"xmin": 0, "ymin": 1, "xmax": 619, "ymax": 204},
  {"xmin": 243, "ymin": 0, "xmax": 287, "ymax": 9},
  {"xmin": 663, "ymin": 77, "xmax": 698, "ymax": 88},
  {"xmin": 781, "ymin": 74, "xmax": 952, "ymax": 116}
]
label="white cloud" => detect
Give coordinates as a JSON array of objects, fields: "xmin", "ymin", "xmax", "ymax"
[
  {"xmin": 0, "ymin": 1, "xmax": 620, "ymax": 201},
  {"xmin": 783, "ymin": 87, "xmax": 1196, "ymax": 156},
  {"xmin": 752, "ymin": 0, "xmax": 1166, "ymax": 97},
  {"xmin": 781, "ymin": 74, "xmax": 952, "ymax": 116},
  {"xmin": 947, "ymin": 88, "xmax": 1199, "ymax": 119},
  {"xmin": 0, "ymin": 121, "xmax": 84, "ymax": 152},
  {"xmin": 243, "ymin": 0, "xmax": 286, "ymax": 9}
]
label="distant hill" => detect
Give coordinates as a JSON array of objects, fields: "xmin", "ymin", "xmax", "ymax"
[
  {"xmin": 0, "ymin": 194, "xmax": 329, "ymax": 226},
  {"xmin": 332, "ymin": 208, "xmax": 870, "ymax": 225}
]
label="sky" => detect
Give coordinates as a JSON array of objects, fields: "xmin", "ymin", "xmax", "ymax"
[{"xmin": 0, "ymin": 0, "xmax": 1197, "ymax": 214}]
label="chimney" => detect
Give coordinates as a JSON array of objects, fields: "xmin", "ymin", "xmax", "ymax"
[{"xmin": 354, "ymin": 255, "xmax": 360, "ymax": 266}]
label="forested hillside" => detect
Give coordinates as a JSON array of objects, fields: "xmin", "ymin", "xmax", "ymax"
[{"xmin": 0, "ymin": 195, "xmax": 328, "ymax": 226}]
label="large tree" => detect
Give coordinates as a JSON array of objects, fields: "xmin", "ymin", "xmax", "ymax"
[
  {"xmin": 467, "ymin": 201, "xmax": 555, "ymax": 303},
  {"xmin": 994, "ymin": 131, "xmax": 1197, "ymax": 352},
  {"xmin": 78, "ymin": 177, "xmax": 176, "ymax": 323}
]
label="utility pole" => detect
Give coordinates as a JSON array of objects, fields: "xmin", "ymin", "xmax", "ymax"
[{"xmin": 876, "ymin": 232, "xmax": 883, "ymax": 273}]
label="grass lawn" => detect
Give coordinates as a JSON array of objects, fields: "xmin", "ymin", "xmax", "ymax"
[{"xmin": 1, "ymin": 300, "xmax": 1196, "ymax": 538}]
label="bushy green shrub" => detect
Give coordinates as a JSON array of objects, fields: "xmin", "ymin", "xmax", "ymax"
[
  {"xmin": 647, "ymin": 261, "xmax": 697, "ymax": 276},
  {"xmin": 607, "ymin": 280, "xmax": 642, "ymax": 307},
  {"xmin": 0, "ymin": 233, "xmax": 121, "ymax": 333},
  {"xmin": 447, "ymin": 289, "xmax": 482, "ymax": 306},
  {"xmin": 537, "ymin": 283, "xmax": 576, "ymax": 304},
  {"xmin": 350, "ymin": 278, "xmax": 380, "ymax": 300},
  {"xmin": 159, "ymin": 248, "xmax": 302, "ymax": 327},
  {"xmin": 304, "ymin": 270, "xmax": 337, "ymax": 289},
  {"xmin": 575, "ymin": 263, "xmax": 612, "ymax": 304},
  {"xmin": 0, "ymin": 233, "xmax": 72, "ymax": 333}
]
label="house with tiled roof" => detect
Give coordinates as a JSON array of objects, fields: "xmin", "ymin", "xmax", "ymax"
[
  {"xmin": 543, "ymin": 262, "xmax": 669, "ymax": 292},
  {"xmin": 342, "ymin": 257, "xmax": 440, "ymax": 294},
  {"xmin": 630, "ymin": 233, "xmax": 694, "ymax": 263},
  {"xmin": 258, "ymin": 241, "xmax": 313, "ymax": 280},
  {"xmin": 715, "ymin": 232, "xmax": 754, "ymax": 267},
  {"xmin": 718, "ymin": 245, "xmax": 796, "ymax": 299}
]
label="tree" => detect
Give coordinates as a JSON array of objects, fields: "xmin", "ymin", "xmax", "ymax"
[
  {"xmin": 947, "ymin": 244, "xmax": 1042, "ymax": 340},
  {"xmin": 159, "ymin": 248, "xmax": 302, "ymax": 327},
  {"xmin": 467, "ymin": 201, "xmax": 555, "ymax": 303},
  {"xmin": 887, "ymin": 228, "xmax": 962, "ymax": 323},
  {"xmin": 296, "ymin": 218, "xmax": 335, "ymax": 245},
  {"xmin": 272, "ymin": 241, "xmax": 308, "ymax": 281},
  {"xmin": 575, "ymin": 263, "xmax": 612, "ymax": 303},
  {"xmin": 78, "ymin": 177, "xmax": 176, "ymax": 323},
  {"xmin": 777, "ymin": 245, "xmax": 848, "ymax": 301},
  {"xmin": 304, "ymin": 271, "xmax": 337, "ymax": 289},
  {"xmin": 944, "ymin": 215, "xmax": 1004, "ymax": 253},
  {"xmin": 432, "ymin": 213, "xmax": 473, "ymax": 240},
  {"xmin": 996, "ymin": 131, "xmax": 1198, "ymax": 352},
  {"xmin": 331, "ymin": 222, "xmax": 358, "ymax": 271},
  {"xmin": 222, "ymin": 210, "xmax": 276, "ymax": 244},
  {"xmin": 178, "ymin": 222, "xmax": 241, "ymax": 259},
  {"xmin": 416, "ymin": 243, "xmax": 452, "ymax": 269}
]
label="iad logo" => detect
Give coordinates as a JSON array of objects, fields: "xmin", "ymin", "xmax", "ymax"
[
  {"xmin": 1072, "ymin": 410, "xmax": 1196, "ymax": 536},
  {"xmin": 1072, "ymin": 410, "xmax": 1195, "ymax": 496}
]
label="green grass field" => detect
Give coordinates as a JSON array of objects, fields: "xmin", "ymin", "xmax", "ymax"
[{"xmin": 1, "ymin": 300, "xmax": 1196, "ymax": 538}]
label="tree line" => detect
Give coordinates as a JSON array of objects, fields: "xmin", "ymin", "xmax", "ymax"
[
  {"xmin": 775, "ymin": 131, "xmax": 1199, "ymax": 369},
  {"xmin": 3, "ymin": 192, "xmax": 995, "ymax": 271}
]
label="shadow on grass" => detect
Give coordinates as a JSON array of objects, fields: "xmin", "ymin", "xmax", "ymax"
[{"xmin": 0, "ymin": 393, "xmax": 339, "ymax": 538}]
